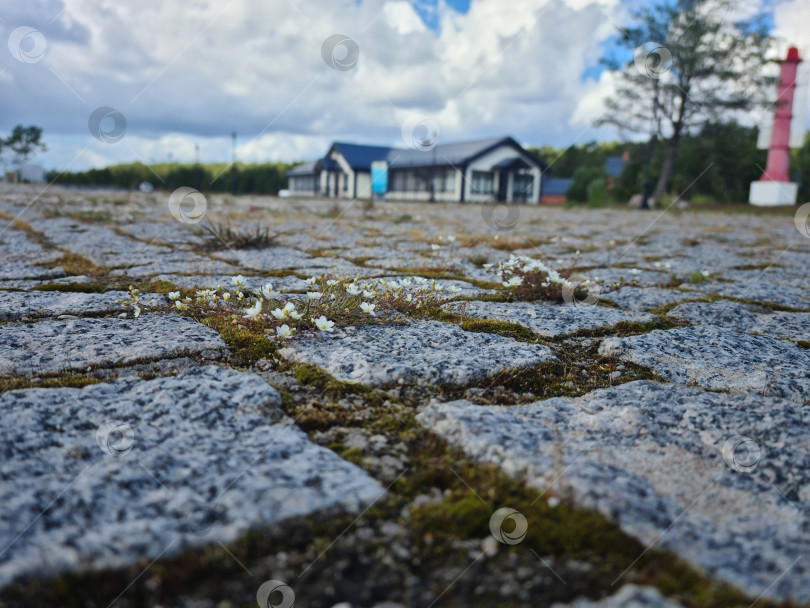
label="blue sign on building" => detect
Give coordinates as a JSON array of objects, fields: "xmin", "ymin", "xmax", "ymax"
[{"xmin": 371, "ymin": 161, "xmax": 388, "ymax": 195}]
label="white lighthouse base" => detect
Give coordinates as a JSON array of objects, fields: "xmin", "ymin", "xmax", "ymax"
[{"xmin": 749, "ymin": 181, "xmax": 798, "ymax": 206}]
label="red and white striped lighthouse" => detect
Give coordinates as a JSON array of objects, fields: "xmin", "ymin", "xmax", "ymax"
[{"xmin": 749, "ymin": 46, "xmax": 803, "ymax": 206}]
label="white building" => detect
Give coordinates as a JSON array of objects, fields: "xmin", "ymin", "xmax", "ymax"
[{"xmin": 286, "ymin": 136, "xmax": 548, "ymax": 204}]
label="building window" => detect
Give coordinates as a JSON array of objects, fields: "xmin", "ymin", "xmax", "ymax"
[
  {"xmin": 292, "ymin": 175, "xmax": 314, "ymax": 192},
  {"xmin": 432, "ymin": 168, "xmax": 456, "ymax": 193},
  {"xmin": 342, "ymin": 173, "xmax": 348, "ymax": 191},
  {"xmin": 471, "ymin": 170, "xmax": 493, "ymax": 194},
  {"xmin": 512, "ymin": 172, "xmax": 534, "ymax": 202}
]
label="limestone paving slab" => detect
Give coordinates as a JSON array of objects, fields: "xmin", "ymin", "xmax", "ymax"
[
  {"xmin": 685, "ymin": 280, "xmax": 810, "ymax": 311},
  {"xmin": 359, "ymin": 276, "xmax": 495, "ymax": 300},
  {"xmin": 0, "ymin": 290, "xmax": 165, "ymax": 322},
  {"xmin": 216, "ymin": 246, "xmax": 313, "ymax": 270},
  {"xmin": 0, "ymin": 366, "xmax": 384, "ymax": 586},
  {"xmin": 0, "ymin": 314, "xmax": 226, "ymax": 377},
  {"xmin": 151, "ymin": 273, "xmax": 309, "ymax": 293},
  {"xmin": 443, "ymin": 300, "xmax": 655, "ymax": 338},
  {"xmin": 417, "ymin": 381, "xmax": 810, "ymax": 602},
  {"xmin": 551, "ymin": 585, "xmax": 686, "ymax": 608},
  {"xmin": 599, "ymin": 326, "xmax": 810, "ymax": 402},
  {"xmin": 668, "ymin": 300, "xmax": 810, "ymax": 342},
  {"xmin": 0, "ymin": 262, "xmax": 65, "ymax": 281},
  {"xmin": 599, "ymin": 286, "xmax": 706, "ymax": 311},
  {"xmin": 278, "ymin": 320, "xmax": 556, "ymax": 389}
]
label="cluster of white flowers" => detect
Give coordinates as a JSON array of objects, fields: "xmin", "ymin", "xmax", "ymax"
[
  {"xmin": 121, "ymin": 273, "xmax": 454, "ymax": 340},
  {"xmin": 484, "ymin": 254, "xmax": 573, "ymax": 290}
]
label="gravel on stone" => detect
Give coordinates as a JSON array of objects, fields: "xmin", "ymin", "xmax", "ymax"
[
  {"xmin": 0, "ymin": 315, "xmax": 226, "ymax": 377},
  {"xmin": 443, "ymin": 300, "xmax": 655, "ymax": 337},
  {"xmin": 599, "ymin": 326, "xmax": 810, "ymax": 402},
  {"xmin": 0, "ymin": 366, "xmax": 384, "ymax": 586},
  {"xmin": 278, "ymin": 320, "xmax": 556, "ymax": 388},
  {"xmin": 418, "ymin": 380, "xmax": 810, "ymax": 602}
]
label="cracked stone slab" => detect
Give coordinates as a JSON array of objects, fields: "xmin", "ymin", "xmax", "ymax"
[
  {"xmin": 278, "ymin": 320, "xmax": 555, "ymax": 388},
  {"xmin": 581, "ymin": 267, "xmax": 673, "ymax": 288},
  {"xmin": 151, "ymin": 274, "xmax": 309, "ymax": 293},
  {"xmin": 216, "ymin": 246, "xmax": 313, "ymax": 271},
  {"xmin": 599, "ymin": 326, "xmax": 810, "ymax": 402},
  {"xmin": 668, "ymin": 300, "xmax": 810, "ymax": 342},
  {"xmin": 0, "ymin": 366, "xmax": 384, "ymax": 586},
  {"xmin": 0, "ymin": 263, "xmax": 65, "ymax": 281},
  {"xmin": 359, "ymin": 276, "xmax": 495, "ymax": 300},
  {"xmin": 685, "ymin": 280, "xmax": 810, "ymax": 311},
  {"xmin": 418, "ymin": 381, "xmax": 810, "ymax": 603},
  {"xmin": 443, "ymin": 300, "xmax": 655, "ymax": 338},
  {"xmin": 0, "ymin": 290, "xmax": 164, "ymax": 322},
  {"xmin": 294, "ymin": 256, "xmax": 383, "ymax": 279},
  {"xmin": 0, "ymin": 314, "xmax": 226, "ymax": 377},
  {"xmin": 600, "ymin": 286, "xmax": 706, "ymax": 311},
  {"xmin": 552, "ymin": 585, "xmax": 686, "ymax": 608}
]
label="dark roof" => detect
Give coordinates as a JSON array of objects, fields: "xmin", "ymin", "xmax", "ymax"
[
  {"xmin": 491, "ymin": 156, "xmax": 531, "ymax": 170},
  {"xmin": 542, "ymin": 178, "xmax": 573, "ymax": 196},
  {"xmin": 326, "ymin": 137, "xmax": 548, "ymax": 172},
  {"xmin": 285, "ymin": 161, "xmax": 317, "ymax": 177},
  {"xmin": 316, "ymin": 157, "xmax": 340, "ymax": 171},
  {"xmin": 605, "ymin": 155, "xmax": 626, "ymax": 177},
  {"xmin": 330, "ymin": 142, "xmax": 396, "ymax": 171}
]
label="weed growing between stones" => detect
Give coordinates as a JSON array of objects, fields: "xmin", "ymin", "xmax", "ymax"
[
  {"xmin": 194, "ymin": 222, "xmax": 278, "ymax": 251},
  {"xmin": 119, "ymin": 275, "xmax": 446, "ymax": 342},
  {"xmin": 485, "ymin": 254, "xmax": 590, "ymax": 303}
]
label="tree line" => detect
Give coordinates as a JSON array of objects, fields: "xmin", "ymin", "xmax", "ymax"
[
  {"xmin": 532, "ymin": 122, "xmax": 810, "ymax": 205},
  {"xmin": 49, "ymin": 161, "xmax": 294, "ymax": 196}
]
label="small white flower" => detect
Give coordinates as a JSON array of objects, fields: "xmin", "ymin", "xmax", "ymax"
[
  {"xmin": 306, "ymin": 276, "xmax": 318, "ymax": 285},
  {"xmin": 664, "ymin": 262, "xmax": 672, "ymax": 270},
  {"xmin": 168, "ymin": 291, "xmax": 180, "ymax": 301},
  {"xmin": 446, "ymin": 234, "xmax": 456, "ymax": 243},
  {"xmin": 346, "ymin": 284, "xmax": 361, "ymax": 296},
  {"xmin": 654, "ymin": 262, "xmax": 662, "ymax": 269},
  {"xmin": 275, "ymin": 324, "xmax": 294, "ymax": 339},
  {"xmin": 431, "ymin": 244, "xmax": 441, "ymax": 251},
  {"xmin": 313, "ymin": 315, "xmax": 335, "ymax": 332},
  {"xmin": 260, "ymin": 283, "xmax": 279, "ymax": 299},
  {"xmin": 630, "ymin": 268, "xmax": 641, "ymax": 276},
  {"xmin": 243, "ymin": 300, "xmax": 262, "ymax": 320},
  {"xmin": 503, "ymin": 276, "xmax": 523, "ymax": 288},
  {"xmin": 405, "ymin": 293, "xmax": 413, "ymax": 303},
  {"xmin": 362, "ymin": 289, "xmax": 375, "ymax": 298},
  {"xmin": 701, "ymin": 270, "xmax": 710, "ymax": 277},
  {"xmin": 575, "ymin": 250, "xmax": 581, "ymax": 256},
  {"xmin": 326, "ymin": 279, "xmax": 340, "ymax": 286},
  {"xmin": 447, "ymin": 285, "xmax": 462, "ymax": 294},
  {"xmin": 231, "ymin": 275, "xmax": 246, "ymax": 287},
  {"xmin": 284, "ymin": 302, "xmax": 296, "ymax": 313},
  {"xmin": 222, "ymin": 292, "xmax": 231, "ymax": 302},
  {"xmin": 360, "ymin": 302, "xmax": 376, "ymax": 316},
  {"xmin": 175, "ymin": 301, "xmax": 188, "ymax": 311},
  {"xmin": 133, "ymin": 305, "xmax": 141, "ymax": 318},
  {"xmin": 482, "ymin": 263, "xmax": 493, "ymax": 270},
  {"xmin": 271, "ymin": 307, "xmax": 286, "ymax": 320},
  {"xmin": 290, "ymin": 309, "xmax": 303, "ymax": 320},
  {"xmin": 307, "ymin": 291, "xmax": 323, "ymax": 300},
  {"xmin": 414, "ymin": 277, "xmax": 429, "ymax": 286}
]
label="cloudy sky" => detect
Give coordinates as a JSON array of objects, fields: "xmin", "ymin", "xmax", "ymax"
[{"xmin": 1, "ymin": 0, "xmax": 808, "ymax": 172}]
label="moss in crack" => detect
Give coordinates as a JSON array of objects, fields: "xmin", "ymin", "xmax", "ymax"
[
  {"xmin": 0, "ymin": 373, "xmax": 104, "ymax": 393},
  {"xmin": 32, "ymin": 282, "xmax": 106, "ymax": 293},
  {"xmin": 197, "ymin": 314, "xmax": 278, "ymax": 368},
  {"xmin": 46, "ymin": 252, "xmax": 106, "ymax": 280},
  {"xmin": 797, "ymin": 341, "xmax": 810, "ymax": 350}
]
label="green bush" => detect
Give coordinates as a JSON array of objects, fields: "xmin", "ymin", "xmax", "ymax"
[{"xmin": 586, "ymin": 178, "xmax": 607, "ymax": 207}]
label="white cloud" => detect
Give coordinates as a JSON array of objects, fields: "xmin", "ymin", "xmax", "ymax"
[{"xmin": 3, "ymin": 0, "xmax": 805, "ymax": 172}]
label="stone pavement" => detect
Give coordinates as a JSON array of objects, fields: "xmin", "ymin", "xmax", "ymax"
[{"xmin": 0, "ymin": 184, "xmax": 808, "ymax": 607}]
